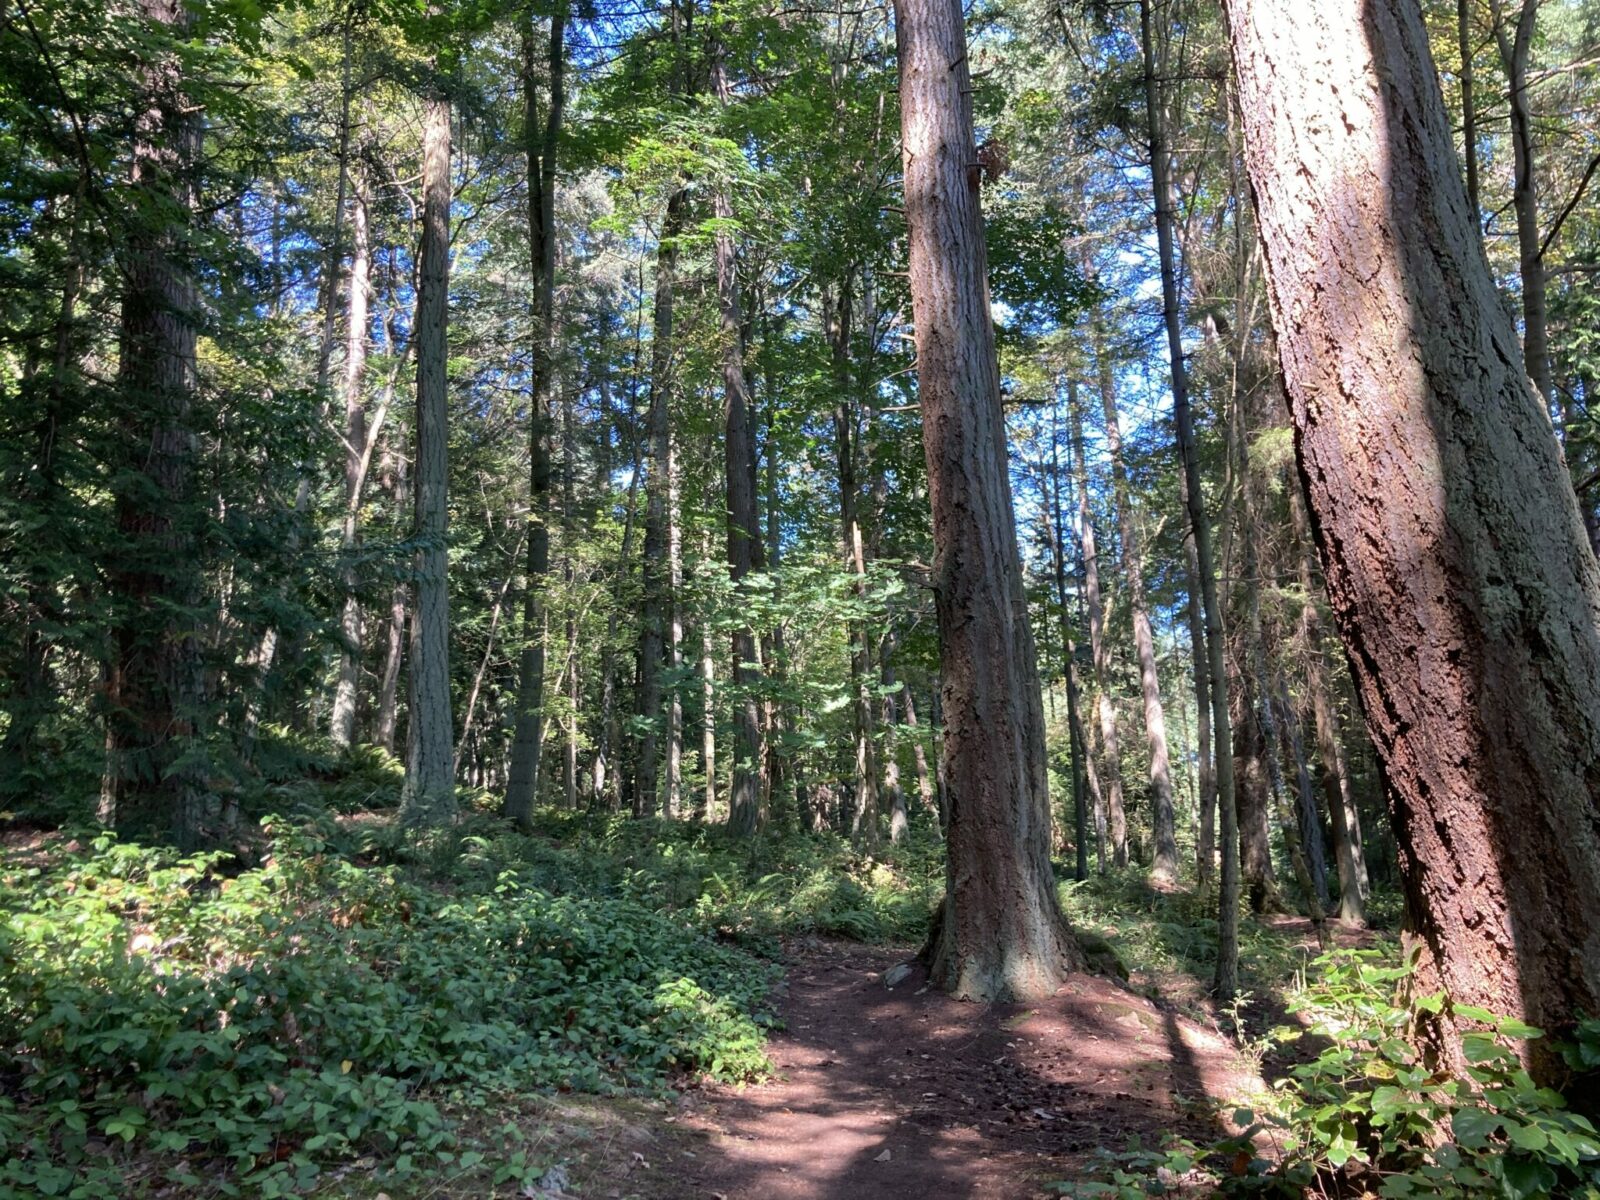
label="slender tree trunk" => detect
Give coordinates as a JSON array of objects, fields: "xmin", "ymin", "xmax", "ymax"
[
  {"xmin": 1133, "ymin": 12, "xmax": 1190, "ymax": 880},
  {"xmin": 102, "ymin": 0, "xmax": 212, "ymax": 846},
  {"xmin": 1183, "ymin": 469, "xmax": 1216, "ymax": 889},
  {"xmin": 636, "ymin": 191, "xmax": 686, "ymax": 817},
  {"xmin": 1070, "ymin": 384, "xmax": 1128, "ymax": 866},
  {"xmin": 330, "ymin": 167, "xmax": 372, "ymax": 749},
  {"xmin": 1288, "ymin": 481, "xmax": 1368, "ymax": 924},
  {"xmin": 399, "ymin": 94, "xmax": 455, "ymax": 827},
  {"xmin": 1225, "ymin": 0, "xmax": 1600, "ymax": 1078},
  {"xmin": 1458, "ymin": 0, "xmax": 1480, "ymax": 213},
  {"xmin": 1045, "ymin": 411, "xmax": 1089, "ymax": 881},
  {"xmin": 505, "ymin": 5, "xmax": 567, "ymax": 828},
  {"xmin": 373, "ymin": 447, "xmax": 408, "ymax": 754},
  {"xmin": 901, "ymin": 681, "xmax": 937, "ymax": 831},
  {"xmin": 881, "ymin": 632, "xmax": 909, "ymax": 842},
  {"xmin": 896, "ymin": 0, "xmax": 1081, "ymax": 999},
  {"xmin": 713, "ymin": 43, "xmax": 764, "ymax": 836},
  {"xmin": 1491, "ymin": 0, "xmax": 1551, "ymax": 410},
  {"xmin": 826, "ymin": 282, "xmax": 880, "ymax": 847}
]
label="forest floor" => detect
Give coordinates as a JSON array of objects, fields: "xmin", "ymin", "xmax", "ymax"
[
  {"xmin": 480, "ymin": 939, "xmax": 1281, "ymax": 1200},
  {"xmin": 1, "ymin": 768, "xmax": 1392, "ymax": 1200}
]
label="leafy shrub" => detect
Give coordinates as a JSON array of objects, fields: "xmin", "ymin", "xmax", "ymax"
[
  {"xmin": 1261, "ymin": 950, "xmax": 1600, "ymax": 1198},
  {"xmin": 0, "ymin": 822, "xmax": 775, "ymax": 1198},
  {"xmin": 1056, "ymin": 949, "xmax": 1600, "ymax": 1198}
]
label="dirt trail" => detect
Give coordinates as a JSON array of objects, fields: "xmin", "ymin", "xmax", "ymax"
[{"xmin": 642, "ymin": 939, "xmax": 1258, "ymax": 1200}]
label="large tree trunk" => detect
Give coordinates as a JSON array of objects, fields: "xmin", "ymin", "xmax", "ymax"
[
  {"xmin": 1070, "ymin": 385, "xmax": 1128, "ymax": 866},
  {"xmin": 102, "ymin": 0, "xmax": 213, "ymax": 847},
  {"xmin": 330, "ymin": 166, "xmax": 371, "ymax": 749},
  {"xmin": 1225, "ymin": 0, "xmax": 1600, "ymax": 1078},
  {"xmin": 504, "ymin": 6, "xmax": 567, "ymax": 828},
  {"xmin": 399, "ymin": 95, "xmax": 455, "ymax": 827},
  {"xmin": 896, "ymin": 0, "xmax": 1080, "ymax": 1000}
]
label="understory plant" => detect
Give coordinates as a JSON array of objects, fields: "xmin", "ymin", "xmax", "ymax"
[
  {"xmin": 0, "ymin": 820, "xmax": 775, "ymax": 1198},
  {"xmin": 1059, "ymin": 949, "xmax": 1600, "ymax": 1198}
]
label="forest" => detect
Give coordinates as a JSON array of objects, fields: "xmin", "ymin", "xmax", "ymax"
[{"xmin": 4, "ymin": 0, "xmax": 1600, "ymax": 1194}]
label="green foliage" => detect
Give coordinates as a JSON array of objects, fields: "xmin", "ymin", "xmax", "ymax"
[
  {"xmin": 0, "ymin": 820, "xmax": 775, "ymax": 1198},
  {"xmin": 1058, "ymin": 950, "xmax": 1600, "ymax": 1198},
  {"xmin": 1261, "ymin": 951, "xmax": 1600, "ymax": 1198}
]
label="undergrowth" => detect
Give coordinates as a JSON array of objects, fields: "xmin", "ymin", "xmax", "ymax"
[{"xmin": 0, "ymin": 740, "xmax": 945, "ymax": 1198}]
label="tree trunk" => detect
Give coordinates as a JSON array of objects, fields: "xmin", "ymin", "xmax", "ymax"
[
  {"xmin": 102, "ymin": 0, "xmax": 213, "ymax": 846},
  {"xmin": 634, "ymin": 190, "xmax": 686, "ymax": 817},
  {"xmin": 330, "ymin": 166, "xmax": 372, "ymax": 749},
  {"xmin": 714, "ymin": 42, "xmax": 764, "ymax": 836},
  {"xmin": 1225, "ymin": 0, "xmax": 1600, "ymax": 1078},
  {"xmin": 1070, "ymin": 384, "xmax": 1128, "ymax": 866},
  {"xmin": 896, "ymin": 0, "xmax": 1081, "ymax": 999},
  {"xmin": 1458, "ymin": 0, "xmax": 1480, "ymax": 213},
  {"xmin": 827, "ymin": 281, "xmax": 880, "ymax": 847},
  {"xmin": 1045, "ymin": 409, "xmax": 1090, "ymax": 881},
  {"xmin": 1132, "ymin": 0, "xmax": 1184, "ymax": 885},
  {"xmin": 505, "ymin": 5, "xmax": 567, "ymax": 828},
  {"xmin": 1491, "ymin": 0, "xmax": 1550, "ymax": 410},
  {"xmin": 399, "ymin": 94, "xmax": 455, "ymax": 827},
  {"xmin": 373, "ymin": 449, "xmax": 408, "ymax": 754},
  {"xmin": 1289, "ymin": 480, "xmax": 1369, "ymax": 924}
]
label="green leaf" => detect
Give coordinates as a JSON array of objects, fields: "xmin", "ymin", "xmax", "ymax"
[{"xmin": 1452, "ymin": 1107, "xmax": 1502, "ymax": 1148}]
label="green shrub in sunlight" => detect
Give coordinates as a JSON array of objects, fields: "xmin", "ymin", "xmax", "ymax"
[
  {"xmin": 1058, "ymin": 870, "xmax": 1318, "ymax": 995},
  {"xmin": 1056, "ymin": 949, "xmax": 1600, "ymax": 1198},
  {"xmin": 1258, "ymin": 949, "xmax": 1600, "ymax": 1198},
  {"xmin": 0, "ymin": 822, "xmax": 775, "ymax": 1198}
]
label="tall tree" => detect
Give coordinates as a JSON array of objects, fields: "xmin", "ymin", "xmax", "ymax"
[
  {"xmin": 101, "ymin": 0, "xmax": 212, "ymax": 846},
  {"xmin": 1225, "ymin": 0, "xmax": 1600, "ymax": 1074},
  {"xmin": 399, "ymin": 93, "xmax": 456, "ymax": 827},
  {"xmin": 897, "ymin": 0, "xmax": 1080, "ymax": 1000},
  {"xmin": 713, "ymin": 22, "xmax": 764, "ymax": 836},
  {"xmin": 505, "ymin": 3, "xmax": 568, "ymax": 828},
  {"xmin": 330, "ymin": 164, "xmax": 371, "ymax": 749}
]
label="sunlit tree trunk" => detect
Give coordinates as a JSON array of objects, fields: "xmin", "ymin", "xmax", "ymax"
[
  {"xmin": 1226, "ymin": 0, "xmax": 1600, "ymax": 1077},
  {"xmin": 1070, "ymin": 380, "xmax": 1127, "ymax": 865},
  {"xmin": 330, "ymin": 166, "xmax": 371, "ymax": 749},
  {"xmin": 897, "ymin": 0, "xmax": 1080, "ymax": 999},
  {"xmin": 399, "ymin": 94, "xmax": 455, "ymax": 827}
]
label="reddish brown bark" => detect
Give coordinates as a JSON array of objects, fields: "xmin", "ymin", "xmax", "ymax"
[
  {"xmin": 896, "ymin": 0, "xmax": 1080, "ymax": 1001},
  {"xmin": 1225, "ymin": 0, "xmax": 1600, "ymax": 1077}
]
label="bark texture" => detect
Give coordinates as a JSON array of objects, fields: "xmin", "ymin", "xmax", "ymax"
[
  {"xmin": 1225, "ymin": 0, "xmax": 1600, "ymax": 1073},
  {"xmin": 399, "ymin": 95, "xmax": 455, "ymax": 826},
  {"xmin": 896, "ymin": 0, "xmax": 1080, "ymax": 1001},
  {"xmin": 102, "ymin": 0, "xmax": 212, "ymax": 846}
]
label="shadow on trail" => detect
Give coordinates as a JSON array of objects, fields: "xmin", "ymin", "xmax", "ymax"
[{"xmin": 678, "ymin": 939, "xmax": 1253, "ymax": 1200}]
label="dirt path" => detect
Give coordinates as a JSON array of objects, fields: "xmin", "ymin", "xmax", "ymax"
[{"xmin": 635, "ymin": 939, "xmax": 1258, "ymax": 1200}]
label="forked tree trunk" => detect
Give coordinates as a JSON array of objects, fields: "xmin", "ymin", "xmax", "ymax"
[
  {"xmin": 896, "ymin": 0, "xmax": 1081, "ymax": 1000},
  {"xmin": 1225, "ymin": 0, "xmax": 1600, "ymax": 1077},
  {"xmin": 399, "ymin": 94, "xmax": 455, "ymax": 827}
]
